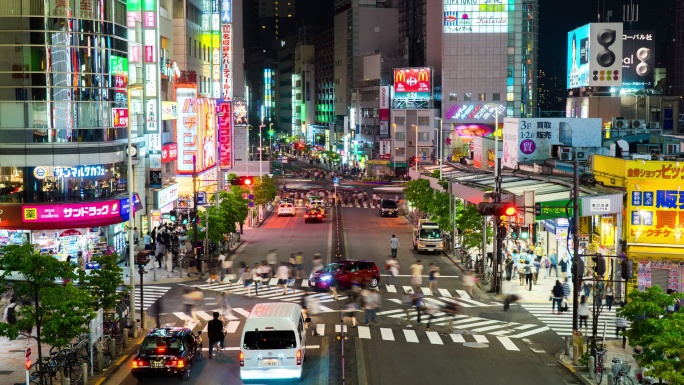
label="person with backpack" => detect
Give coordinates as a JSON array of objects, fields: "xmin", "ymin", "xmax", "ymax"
[
  {"xmin": 3, "ymin": 297, "xmax": 18, "ymax": 340},
  {"xmin": 504, "ymin": 254, "xmax": 514, "ymax": 281},
  {"xmin": 411, "ymin": 292, "xmax": 425, "ymax": 325},
  {"xmin": 547, "ymin": 251, "xmax": 559, "ymax": 278},
  {"xmin": 207, "ymin": 312, "xmax": 224, "ymax": 359}
]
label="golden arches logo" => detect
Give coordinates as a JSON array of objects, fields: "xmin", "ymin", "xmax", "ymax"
[
  {"xmin": 395, "ymin": 71, "xmax": 406, "ymax": 83},
  {"xmin": 417, "ymin": 69, "xmax": 430, "ymax": 82}
]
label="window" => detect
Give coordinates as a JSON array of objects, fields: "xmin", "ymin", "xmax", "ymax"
[
  {"xmin": 187, "ymin": 38, "xmax": 191, "ymax": 55},
  {"xmin": 396, "ymin": 147, "xmax": 406, "ymax": 156},
  {"xmin": 478, "ymin": 93, "xmax": 486, "ymax": 101},
  {"xmin": 418, "ymin": 132, "xmax": 429, "ymax": 141},
  {"xmin": 417, "ymin": 117, "xmax": 430, "ymax": 126},
  {"xmin": 395, "ymin": 131, "xmax": 405, "ymax": 140},
  {"xmin": 394, "ymin": 116, "xmax": 406, "ymax": 125},
  {"xmin": 464, "ymin": 93, "xmax": 472, "ymax": 101},
  {"xmin": 492, "ymin": 93, "xmax": 501, "ymax": 101},
  {"xmin": 242, "ymin": 331, "xmax": 297, "ymax": 350},
  {"xmin": 449, "ymin": 93, "xmax": 457, "ymax": 101}
]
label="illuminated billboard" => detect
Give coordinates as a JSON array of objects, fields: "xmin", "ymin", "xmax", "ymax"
[
  {"xmin": 443, "ymin": 0, "xmax": 508, "ymax": 34},
  {"xmin": 218, "ymin": 101, "xmax": 232, "ymax": 169},
  {"xmin": 622, "ymin": 31, "xmax": 655, "ymax": 89},
  {"xmin": 568, "ymin": 22, "xmax": 624, "ymax": 89},
  {"xmin": 394, "ymin": 68, "xmax": 431, "ymax": 94},
  {"xmin": 175, "ymin": 85, "xmax": 217, "ymax": 174}
]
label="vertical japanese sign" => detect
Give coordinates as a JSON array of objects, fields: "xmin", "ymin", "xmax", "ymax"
[
  {"xmin": 142, "ymin": 0, "xmax": 160, "ymax": 151},
  {"xmin": 175, "ymin": 86, "xmax": 217, "ymax": 174},
  {"xmin": 211, "ymin": 0, "xmax": 221, "ymax": 98},
  {"xmin": 220, "ymin": 0, "xmax": 233, "ymax": 102},
  {"xmin": 218, "ymin": 101, "xmax": 232, "ymax": 169}
]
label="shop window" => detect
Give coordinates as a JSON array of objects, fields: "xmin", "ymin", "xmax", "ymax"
[
  {"xmin": 417, "ymin": 117, "xmax": 430, "ymax": 126},
  {"xmin": 395, "ymin": 131, "xmax": 405, "ymax": 140},
  {"xmin": 396, "ymin": 147, "xmax": 405, "ymax": 156}
]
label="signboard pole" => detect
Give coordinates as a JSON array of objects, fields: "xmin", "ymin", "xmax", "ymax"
[
  {"xmin": 25, "ymin": 347, "xmax": 31, "ymax": 385},
  {"xmin": 572, "ymin": 159, "xmax": 581, "ymax": 335}
]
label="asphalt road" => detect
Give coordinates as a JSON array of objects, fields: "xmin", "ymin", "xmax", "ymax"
[{"xmin": 107, "ymin": 176, "xmax": 579, "ymax": 385}]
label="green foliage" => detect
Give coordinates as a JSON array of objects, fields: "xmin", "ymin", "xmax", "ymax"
[
  {"xmin": 578, "ymin": 351, "xmax": 591, "ymax": 368},
  {"xmin": 427, "ymin": 190, "xmax": 452, "ymax": 230},
  {"xmin": 82, "ymin": 253, "xmax": 125, "ymax": 311},
  {"xmin": 0, "ymin": 244, "xmax": 95, "ymax": 365},
  {"xmin": 619, "ymin": 286, "xmax": 684, "ymax": 385},
  {"xmin": 404, "ymin": 179, "xmax": 433, "ymax": 214},
  {"xmin": 252, "ymin": 174, "xmax": 278, "ymax": 206},
  {"xmin": 456, "ymin": 203, "xmax": 492, "ymax": 251}
]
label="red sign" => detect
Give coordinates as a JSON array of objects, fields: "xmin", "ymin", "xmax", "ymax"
[
  {"xmin": 22, "ymin": 200, "xmax": 122, "ymax": 230},
  {"xmin": 145, "ymin": 45, "xmax": 155, "ymax": 63},
  {"xmin": 393, "ymin": 68, "xmax": 431, "ymax": 93},
  {"xmin": 218, "ymin": 101, "xmax": 232, "ymax": 169},
  {"xmin": 112, "ymin": 108, "xmax": 129, "ymax": 128},
  {"xmin": 25, "ymin": 348, "xmax": 31, "ymax": 370},
  {"xmin": 0, "ymin": 204, "xmax": 24, "ymax": 229},
  {"xmin": 161, "ymin": 143, "xmax": 178, "ymax": 164},
  {"xmin": 114, "ymin": 75, "xmax": 128, "ymax": 88}
]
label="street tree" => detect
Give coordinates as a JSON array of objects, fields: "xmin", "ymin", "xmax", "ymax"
[
  {"xmin": 404, "ymin": 179, "xmax": 433, "ymax": 214},
  {"xmin": 82, "ymin": 253, "xmax": 125, "ymax": 312},
  {"xmin": 0, "ymin": 245, "xmax": 94, "ymax": 373},
  {"xmin": 427, "ymin": 190, "xmax": 452, "ymax": 230},
  {"xmin": 455, "ymin": 202, "xmax": 492, "ymax": 252},
  {"xmin": 252, "ymin": 174, "xmax": 278, "ymax": 206},
  {"xmin": 618, "ymin": 286, "xmax": 684, "ymax": 385}
]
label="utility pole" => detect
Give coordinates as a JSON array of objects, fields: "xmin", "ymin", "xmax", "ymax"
[
  {"xmin": 491, "ymin": 159, "xmax": 503, "ymax": 294},
  {"xmin": 572, "ymin": 159, "xmax": 581, "ymax": 332},
  {"xmin": 192, "ymin": 155, "xmax": 199, "ymax": 272}
]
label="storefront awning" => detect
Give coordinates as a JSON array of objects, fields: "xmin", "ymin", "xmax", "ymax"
[{"xmin": 627, "ymin": 245, "xmax": 684, "ymax": 259}]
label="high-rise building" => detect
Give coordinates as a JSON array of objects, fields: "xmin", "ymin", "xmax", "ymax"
[
  {"xmin": 292, "ymin": 27, "xmax": 318, "ymax": 137},
  {"xmin": 0, "ymin": 0, "xmax": 135, "ymax": 256},
  {"xmin": 398, "ymin": 0, "xmax": 443, "ymax": 87},
  {"xmin": 314, "ymin": 28, "xmax": 335, "ymax": 127}
]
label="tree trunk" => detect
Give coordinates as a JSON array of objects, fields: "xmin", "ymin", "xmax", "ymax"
[{"xmin": 34, "ymin": 285, "xmax": 43, "ymax": 381}]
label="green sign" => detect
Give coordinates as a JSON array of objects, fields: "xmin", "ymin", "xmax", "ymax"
[
  {"xmin": 534, "ymin": 199, "xmax": 582, "ymax": 220},
  {"xmin": 143, "ymin": 0, "xmax": 156, "ymax": 11},
  {"xmin": 109, "ymin": 55, "xmax": 128, "ymax": 75},
  {"xmin": 127, "ymin": 0, "xmax": 141, "ymax": 11}
]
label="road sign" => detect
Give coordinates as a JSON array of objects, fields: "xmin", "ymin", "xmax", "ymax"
[
  {"xmin": 25, "ymin": 348, "xmax": 31, "ymax": 370},
  {"xmin": 197, "ymin": 192, "xmax": 207, "ymax": 205},
  {"xmin": 422, "ymin": 153, "xmax": 427, "ymax": 161},
  {"xmin": 274, "ymin": 144, "xmax": 280, "ymax": 150},
  {"xmin": 333, "ymin": 177, "xmax": 339, "ymax": 184}
]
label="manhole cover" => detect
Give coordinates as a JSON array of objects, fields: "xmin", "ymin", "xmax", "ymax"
[{"xmin": 463, "ymin": 342, "xmax": 489, "ymax": 348}]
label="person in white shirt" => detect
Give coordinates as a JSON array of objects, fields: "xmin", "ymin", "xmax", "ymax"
[
  {"xmin": 390, "ymin": 234, "xmax": 400, "ymax": 258},
  {"xmin": 385, "ymin": 257, "xmax": 399, "ymax": 286},
  {"xmin": 253, "ymin": 263, "xmax": 263, "ymax": 295},
  {"xmin": 276, "ymin": 262, "xmax": 290, "ymax": 295},
  {"xmin": 311, "ymin": 254, "xmax": 324, "ymax": 275},
  {"xmin": 578, "ymin": 295, "xmax": 590, "ymax": 334}
]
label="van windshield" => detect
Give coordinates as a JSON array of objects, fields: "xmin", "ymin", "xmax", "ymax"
[
  {"xmin": 381, "ymin": 200, "xmax": 397, "ymax": 209},
  {"xmin": 243, "ymin": 330, "xmax": 297, "ymax": 350}
]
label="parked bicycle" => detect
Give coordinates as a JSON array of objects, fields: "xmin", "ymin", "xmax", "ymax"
[
  {"xmin": 592, "ymin": 347, "xmax": 608, "ymax": 384},
  {"xmin": 610, "ymin": 357, "xmax": 634, "ymax": 385},
  {"xmin": 30, "ymin": 348, "xmax": 84, "ymax": 385}
]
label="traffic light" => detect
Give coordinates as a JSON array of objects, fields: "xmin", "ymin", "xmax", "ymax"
[
  {"xmin": 181, "ymin": 213, "xmax": 188, "ymax": 225},
  {"xmin": 189, "ymin": 210, "xmax": 197, "ymax": 224},
  {"xmin": 476, "ymin": 202, "xmax": 518, "ymax": 217},
  {"xmin": 169, "ymin": 210, "xmax": 177, "ymax": 222},
  {"xmin": 497, "ymin": 224, "xmax": 507, "ymax": 240},
  {"xmin": 621, "ymin": 259, "xmax": 633, "ymax": 279},
  {"xmin": 230, "ymin": 176, "xmax": 254, "ymax": 186},
  {"xmin": 519, "ymin": 225, "xmax": 530, "ymax": 239},
  {"xmin": 593, "ymin": 255, "xmax": 606, "ymax": 276}
]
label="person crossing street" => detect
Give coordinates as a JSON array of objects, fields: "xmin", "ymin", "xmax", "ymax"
[{"xmin": 207, "ymin": 312, "xmax": 224, "ymax": 359}]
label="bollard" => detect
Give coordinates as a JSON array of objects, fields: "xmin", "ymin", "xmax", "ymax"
[
  {"xmin": 62, "ymin": 376, "xmax": 70, "ymax": 385},
  {"xmin": 82, "ymin": 362, "xmax": 88, "ymax": 385},
  {"xmin": 588, "ymin": 355, "xmax": 596, "ymax": 379},
  {"xmin": 96, "ymin": 343, "xmax": 104, "ymax": 372},
  {"xmin": 110, "ymin": 335, "xmax": 118, "ymax": 358},
  {"xmin": 565, "ymin": 336, "xmax": 571, "ymax": 356},
  {"xmin": 572, "ymin": 345, "xmax": 579, "ymax": 365},
  {"xmin": 608, "ymin": 374, "xmax": 614, "ymax": 385},
  {"xmin": 123, "ymin": 328, "xmax": 130, "ymax": 348}
]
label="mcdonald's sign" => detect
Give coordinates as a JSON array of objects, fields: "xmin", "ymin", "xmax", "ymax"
[{"xmin": 393, "ymin": 68, "xmax": 431, "ymax": 93}]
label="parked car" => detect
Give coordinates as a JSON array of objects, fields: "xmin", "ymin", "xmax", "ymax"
[
  {"xmin": 131, "ymin": 327, "xmax": 202, "ymax": 380},
  {"xmin": 309, "ymin": 260, "xmax": 380, "ymax": 290}
]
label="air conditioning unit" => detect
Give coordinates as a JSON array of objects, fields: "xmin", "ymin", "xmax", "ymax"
[
  {"xmin": 648, "ymin": 122, "xmax": 660, "ymax": 129},
  {"xmin": 612, "ymin": 118, "xmax": 629, "ymax": 129},
  {"xmin": 574, "ymin": 149, "xmax": 590, "ymax": 161},
  {"xmin": 559, "ymin": 147, "xmax": 573, "ymax": 161},
  {"xmin": 631, "ymin": 119, "xmax": 647, "ymax": 129}
]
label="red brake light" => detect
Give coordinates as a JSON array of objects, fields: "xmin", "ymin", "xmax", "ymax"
[
  {"xmin": 239, "ymin": 351, "xmax": 245, "ymax": 367},
  {"xmin": 157, "ymin": 347, "xmax": 166, "ymax": 353},
  {"xmin": 296, "ymin": 349, "xmax": 302, "ymax": 365},
  {"xmin": 132, "ymin": 360, "xmax": 139, "ymax": 369},
  {"xmin": 177, "ymin": 359, "xmax": 185, "ymax": 368},
  {"xmin": 317, "ymin": 215, "xmax": 322, "ymax": 218}
]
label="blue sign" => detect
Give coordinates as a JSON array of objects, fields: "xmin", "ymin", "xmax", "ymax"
[
  {"xmin": 274, "ymin": 144, "xmax": 280, "ymax": 150},
  {"xmin": 422, "ymin": 153, "xmax": 427, "ymax": 161},
  {"xmin": 221, "ymin": 0, "xmax": 232, "ymax": 23},
  {"xmin": 197, "ymin": 192, "xmax": 207, "ymax": 205},
  {"xmin": 333, "ymin": 177, "xmax": 339, "ymax": 184},
  {"xmin": 119, "ymin": 193, "xmax": 143, "ymax": 221},
  {"xmin": 631, "ymin": 191, "xmax": 642, "ymax": 206},
  {"xmin": 567, "ymin": 24, "xmax": 590, "ymax": 88}
]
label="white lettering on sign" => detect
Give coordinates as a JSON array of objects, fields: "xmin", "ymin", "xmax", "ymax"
[{"xmin": 221, "ymin": 23, "xmax": 232, "ymax": 101}]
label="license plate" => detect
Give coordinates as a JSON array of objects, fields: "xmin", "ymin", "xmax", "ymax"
[
  {"xmin": 262, "ymin": 359, "xmax": 278, "ymax": 366},
  {"xmin": 151, "ymin": 360, "xmax": 164, "ymax": 369}
]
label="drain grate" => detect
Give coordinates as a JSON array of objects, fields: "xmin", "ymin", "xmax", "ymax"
[{"xmin": 0, "ymin": 371, "xmax": 13, "ymax": 375}]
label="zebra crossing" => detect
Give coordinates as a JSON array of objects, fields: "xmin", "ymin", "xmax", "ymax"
[
  {"xmin": 376, "ymin": 298, "xmax": 550, "ymax": 339},
  {"xmin": 117, "ymin": 285, "xmax": 172, "ymax": 313},
  {"xmin": 521, "ymin": 303, "xmax": 623, "ymax": 337},
  {"xmin": 188, "ymin": 280, "xmax": 497, "ymax": 308}
]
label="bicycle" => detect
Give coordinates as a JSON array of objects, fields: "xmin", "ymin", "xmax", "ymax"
[
  {"xmin": 480, "ymin": 265, "xmax": 493, "ymax": 285},
  {"xmin": 610, "ymin": 357, "xmax": 634, "ymax": 385},
  {"xmin": 30, "ymin": 349, "xmax": 83, "ymax": 385},
  {"xmin": 592, "ymin": 347, "xmax": 608, "ymax": 384}
]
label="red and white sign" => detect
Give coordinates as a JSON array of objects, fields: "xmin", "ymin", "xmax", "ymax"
[
  {"xmin": 143, "ymin": 11, "xmax": 156, "ymax": 28},
  {"xmin": 112, "ymin": 108, "xmax": 129, "ymax": 128},
  {"xmin": 145, "ymin": 45, "xmax": 155, "ymax": 63},
  {"xmin": 161, "ymin": 143, "xmax": 178, "ymax": 164},
  {"xmin": 379, "ymin": 140, "xmax": 391, "ymax": 159},
  {"xmin": 114, "ymin": 74, "xmax": 128, "ymax": 89},
  {"xmin": 218, "ymin": 101, "xmax": 232, "ymax": 169},
  {"xmin": 393, "ymin": 68, "xmax": 431, "ymax": 93},
  {"xmin": 221, "ymin": 23, "xmax": 233, "ymax": 101},
  {"xmin": 25, "ymin": 348, "xmax": 31, "ymax": 370},
  {"xmin": 379, "ymin": 86, "xmax": 390, "ymax": 109}
]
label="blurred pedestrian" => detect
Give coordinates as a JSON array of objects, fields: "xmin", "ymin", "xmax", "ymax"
[
  {"xmin": 503, "ymin": 294, "xmax": 520, "ymax": 311},
  {"xmin": 363, "ymin": 290, "xmax": 381, "ymax": 326},
  {"xmin": 311, "ymin": 254, "xmax": 323, "ymax": 275},
  {"xmin": 517, "ymin": 257, "xmax": 526, "ymax": 286},
  {"xmin": 342, "ymin": 301, "xmax": 358, "ymax": 328},
  {"xmin": 615, "ymin": 306, "xmax": 629, "ymax": 348},
  {"xmin": 242, "ymin": 266, "xmax": 253, "ymax": 298},
  {"xmin": 3, "ymin": 297, "xmax": 18, "ymax": 340},
  {"xmin": 559, "ymin": 255, "xmax": 569, "ymax": 280},
  {"xmin": 428, "ymin": 263, "xmax": 440, "ymax": 292},
  {"xmin": 578, "ymin": 295, "xmax": 590, "ymax": 334},
  {"xmin": 410, "ymin": 260, "xmax": 423, "ymax": 292},
  {"xmin": 207, "ymin": 312, "xmax": 224, "ymax": 359},
  {"xmin": 182, "ymin": 289, "xmax": 196, "ymax": 325},
  {"xmin": 548, "ymin": 251, "xmax": 559, "ymax": 278},
  {"xmin": 385, "ymin": 256, "xmax": 399, "ymax": 286},
  {"xmin": 305, "ymin": 294, "xmax": 321, "ymax": 336},
  {"xmin": 425, "ymin": 302, "xmax": 438, "ymax": 331},
  {"xmin": 524, "ymin": 259, "xmax": 533, "ymax": 291},
  {"xmin": 411, "ymin": 292, "xmax": 425, "ymax": 325},
  {"xmin": 532, "ymin": 257, "xmax": 541, "ymax": 285},
  {"xmin": 562, "ymin": 277, "xmax": 572, "ymax": 301},
  {"xmin": 504, "ymin": 254, "xmax": 514, "ymax": 281},
  {"xmin": 551, "ymin": 280, "xmax": 564, "ymax": 314},
  {"xmin": 276, "ymin": 262, "xmax": 290, "ymax": 295},
  {"xmin": 295, "ymin": 252, "xmax": 305, "ymax": 279},
  {"xmin": 266, "ymin": 249, "xmax": 278, "ymax": 274},
  {"xmin": 219, "ymin": 291, "xmax": 232, "ymax": 322},
  {"xmin": 604, "ymin": 283, "xmax": 615, "ymax": 311},
  {"xmin": 260, "ymin": 260, "xmax": 271, "ymax": 287},
  {"xmin": 253, "ymin": 263, "xmax": 263, "ymax": 295},
  {"xmin": 463, "ymin": 271, "xmax": 477, "ymax": 297},
  {"xmin": 441, "ymin": 301, "xmax": 459, "ymax": 333}
]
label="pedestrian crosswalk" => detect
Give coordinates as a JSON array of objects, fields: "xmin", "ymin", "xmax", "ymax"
[
  {"xmin": 117, "ymin": 285, "xmax": 172, "ymax": 313},
  {"xmin": 188, "ymin": 280, "xmax": 497, "ymax": 308},
  {"xmin": 377, "ymin": 298, "xmax": 550, "ymax": 339},
  {"xmin": 521, "ymin": 303, "xmax": 623, "ymax": 338}
]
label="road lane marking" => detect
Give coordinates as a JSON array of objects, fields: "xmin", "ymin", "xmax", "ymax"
[
  {"xmin": 456, "ymin": 290, "xmax": 471, "ymax": 299},
  {"xmin": 232, "ymin": 308, "xmax": 251, "ymax": 317},
  {"xmin": 335, "ymin": 325, "xmax": 347, "ymax": 333},
  {"xmin": 473, "ymin": 335, "xmax": 488, "ymax": 343},
  {"xmin": 225, "ymin": 321, "xmax": 240, "ymax": 333},
  {"xmin": 301, "ymin": 280, "xmax": 310, "ymax": 287},
  {"xmin": 421, "ymin": 287, "xmax": 432, "ymax": 295},
  {"xmin": 357, "ymin": 326, "xmax": 371, "ymax": 339},
  {"xmin": 403, "ymin": 329, "xmax": 419, "ymax": 343},
  {"xmin": 402, "ymin": 286, "xmax": 413, "ymax": 293},
  {"xmin": 425, "ymin": 331, "xmax": 443, "ymax": 345},
  {"xmin": 450, "ymin": 334, "xmax": 465, "ymax": 343},
  {"xmin": 507, "ymin": 326, "xmax": 550, "ymax": 339},
  {"xmin": 497, "ymin": 336, "xmax": 520, "ymax": 351},
  {"xmin": 316, "ymin": 324, "xmax": 325, "ymax": 336},
  {"xmin": 385, "ymin": 284, "xmax": 397, "ymax": 293},
  {"xmin": 438, "ymin": 289, "xmax": 451, "ymax": 297},
  {"xmin": 196, "ymin": 311, "xmax": 213, "ymax": 321},
  {"xmin": 380, "ymin": 328, "xmax": 394, "ymax": 341}
]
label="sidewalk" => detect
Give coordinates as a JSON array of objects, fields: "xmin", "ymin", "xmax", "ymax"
[{"xmin": 557, "ymin": 339, "xmax": 640, "ymax": 385}]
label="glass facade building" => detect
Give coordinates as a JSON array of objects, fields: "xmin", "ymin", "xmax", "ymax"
[{"xmin": 0, "ymin": 0, "xmax": 129, "ymax": 204}]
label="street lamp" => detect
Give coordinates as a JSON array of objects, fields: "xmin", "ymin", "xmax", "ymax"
[
  {"xmin": 411, "ymin": 124, "xmax": 418, "ymax": 172},
  {"xmin": 392, "ymin": 123, "xmax": 397, "ymax": 176},
  {"xmin": 258, "ymin": 124, "xmax": 265, "ymax": 177},
  {"xmin": 127, "ymin": 84, "xmax": 143, "ymax": 338},
  {"xmin": 435, "ymin": 117, "xmax": 443, "ymax": 180},
  {"xmin": 485, "ymin": 103, "xmax": 506, "ymax": 178}
]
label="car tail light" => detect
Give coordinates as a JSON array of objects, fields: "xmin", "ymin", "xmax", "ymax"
[
  {"xmin": 317, "ymin": 215, "xmax": 322, "ymax": 218},
  {"xmin": 132, "ymin": 359, "xmax": 147, "ymax": 368},
  {"xmin": 296, "ymin": 349, "xmax": 302, "ymax": 365},
  {"xmin": 177, "ymin": 359, "xmax": 185, "ymax": 368},
  {"xmin": 239, "ymin": 351, "xmax": 244, "ymax": 367},
  {"xmin": 132, "ymin": 360, "xmax": 139, "ymax": 369}
]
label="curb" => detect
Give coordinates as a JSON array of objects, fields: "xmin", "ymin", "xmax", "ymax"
[
  {"xmin": 555, "ymin": 349, "xmax": 593, "ymax": 385},
  {"xmin": 89, "ymin": 336, "xmax": 144, "ymax": 385}
]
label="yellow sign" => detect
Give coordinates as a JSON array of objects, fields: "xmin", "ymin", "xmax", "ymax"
[
  {"xmin": 593, "ymin": 155, "xmax": 684, "ymax": 186},
  {"xmin": 626, "ymin": 180, "xmax": 684, "ymax": 244},
  {"xmin": 600, "ymin": 216, "xmax": 615, "ymax": 246},
  {"xmin": 579, "ymin": 217, "xmax": 590, "ymax": 235}
]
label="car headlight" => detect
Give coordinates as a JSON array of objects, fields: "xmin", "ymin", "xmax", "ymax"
[
  {"xmin": 438, "ymin": 242, "xmax": 443, "ymax": 247},
  {"xmin": 418, "ymin": 243, "xmax": 425, "ymax": 247},
  {"xmin": 321, "ymin": 275, "xmax": 332, "ymax": 281}
]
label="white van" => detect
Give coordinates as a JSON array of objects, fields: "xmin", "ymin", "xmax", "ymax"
[{"xmin": 239, "ymin": 303, "xmax": 307, "ymax": 381}]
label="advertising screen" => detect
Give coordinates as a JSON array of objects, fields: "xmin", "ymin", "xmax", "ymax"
[
  {"xmin": 622, "ymin": 30, "xmax": 655, "ymax": 89},
  {"xmin": 443, "ymin": 0, "xmax": 508, "ymax": 34},
  {"xmin": 233, "ymin": 97, "xmax": 247, "ymax": 125},
  {"xmin": 567, "ymin": 24, "xmax": 591, "ymax": 88},
  {"xmin": 175, "ymin": 85, "xmax": 217, "ymax": 175},
  {"xmin": 394, "ymin": 68, "xmax": 431, "ymax": 94}
]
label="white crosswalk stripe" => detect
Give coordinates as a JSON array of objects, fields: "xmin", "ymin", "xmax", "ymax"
[
  {"xmin": 521, "ymin": 303, "xmax": 622, "ymax": 338},
  {"xmin": 118, "ymin": 285, "xmax": 171, "ymax": 313}
]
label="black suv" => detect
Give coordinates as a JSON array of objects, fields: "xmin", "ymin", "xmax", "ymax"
[
  {"xmin": 131, "ymin": 327, "xmax": 203, "ymax": 380},
  {"xmin": 379, "ymin": 199, "xmax": 399, "ymax": 217}
]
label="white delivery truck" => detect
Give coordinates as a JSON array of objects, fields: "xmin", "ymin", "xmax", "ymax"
[{"xmin": 413, "ymin": 219, "xmax": 443, "ymax": 253}]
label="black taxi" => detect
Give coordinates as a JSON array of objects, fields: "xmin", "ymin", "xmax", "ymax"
[{"xmin": 131, "ymin": 327, "xmax": 203, "ymax": 380}]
